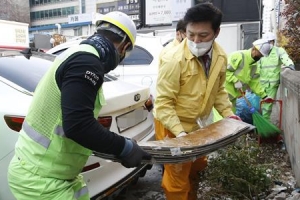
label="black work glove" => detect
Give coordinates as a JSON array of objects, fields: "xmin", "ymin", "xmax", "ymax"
[{"xmin": 119, "ymin": 139, "xmax": 151, "ymax": 168}]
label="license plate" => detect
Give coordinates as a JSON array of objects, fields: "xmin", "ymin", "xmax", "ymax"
[{"xmin": 116, "ymin": 107, "xmax": 148, "ymax": 133}]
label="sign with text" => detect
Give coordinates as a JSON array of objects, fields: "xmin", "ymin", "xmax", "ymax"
[
  {"xmin": 68, "ymin": 13, "xmax": 92, "ymax": 24},
  {"xmin": 145, "ymin": 0, "xmax": 172, "ymax": 26},
  {"xmin": 172, "ymin": 0, "xmax": 192, "ymax": 21},
  {"xmin": 0, "ymin": 20, "xmax": 29, "ymax": 48}
]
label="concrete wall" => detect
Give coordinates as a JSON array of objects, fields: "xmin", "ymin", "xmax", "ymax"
[{"xmin": 279, "ymin": 69, "xmax": 300, "ymax": 185}]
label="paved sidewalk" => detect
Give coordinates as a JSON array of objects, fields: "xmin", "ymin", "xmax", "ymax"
[{"xmin": 115, "ymin": 164, "xmax": 165, "ymax": 200}]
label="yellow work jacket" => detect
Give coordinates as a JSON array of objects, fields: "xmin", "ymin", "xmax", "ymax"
[
  {"xmin": 158, "ymin": 38, "xmax": 180, "ymax": 66},
  {"xmin": 154, "ymin": 39, "xmax": 233, "ymax": 136}
]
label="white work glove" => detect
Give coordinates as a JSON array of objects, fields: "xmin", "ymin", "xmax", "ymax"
[
  {"xmin": 176, "ymin": 132, "xmax": 187, "ymax": 138},
  {"xmin": 234, "ymin": 81, "xmax": 243, "ymax": 89}
]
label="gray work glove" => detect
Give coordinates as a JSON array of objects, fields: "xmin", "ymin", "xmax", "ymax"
[
  {"xmin": 285, "ymin": 65, "xmax": 295, "ymax": 70},
  {"xmin": 119, "ymin": 138, "xmax": 151, "ymax": 168},
  {"xmin": 234, "ymin": 81, "xmax": 243, "ymax": 89}
]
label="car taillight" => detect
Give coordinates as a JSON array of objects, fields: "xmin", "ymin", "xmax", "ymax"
[
  {"xmin": 81, "ymin": 162, "xmax": 100, "ymax": 172},
  {"xmin": 4, "ymin": 115, "xmax": 25, "ymax": 132},
  {"xmin": 144, "ymin": 95, "xmax": 154, "ymax": 112},
  {"xmin": 97, "ymin": 116, "xmax": 112, "ymax": 129}
]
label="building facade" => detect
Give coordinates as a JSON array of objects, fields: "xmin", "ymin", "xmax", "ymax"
[
  {"xmin": 29, "ymin": 0, "xmax": 91, "ymax": 37},
  {"xmin": 27, "ymin": 0, "xmax": 267, "ymax": 39},
  {"xmin": 28, "ymin": 0, "xmax": 142, "ymax": 37}
]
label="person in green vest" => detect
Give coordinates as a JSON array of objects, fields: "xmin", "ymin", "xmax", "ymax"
[
  {"xmin": 258, "ymin": 32, "xmax": 295, "ymax": 121},
  {"xmin": 7, "ymin": 11, "xmax": 151, "ymax": 200},
  {"xmin": 225, "ymin": 38, "xmax": 274, "ymax": 113}
]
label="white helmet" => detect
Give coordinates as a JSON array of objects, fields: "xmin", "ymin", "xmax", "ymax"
[
  {"xmin": 263, "ymin": 32, "xmax": 276, "ymax": 41},
  {"xmin": 96, "ymin": 11, "xmax": 137, "ymax": 50},
  {"xmin": 253, "ymin": 38, "xmax": 271, "ymax": 57}
]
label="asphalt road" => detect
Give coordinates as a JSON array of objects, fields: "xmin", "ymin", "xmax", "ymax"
[{"xmin": 115, "ymin": 164, "xmax": 166, "ymax": 200}]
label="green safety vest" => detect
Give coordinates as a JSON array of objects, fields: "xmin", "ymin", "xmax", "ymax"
[
  {"xmin": 226, "ymin": 49, "xmax": 259, "ymax": 84},
  {"xmin": 14, "ymin": 44, "xmax": 106, "ymax": 180},
  {"xmin": 225, "ymin": 49, "xmax": 267, "ymax": 100},
  {"xmin": 258, "ymin": 46, "xmax": 294, "ymax": 86}
]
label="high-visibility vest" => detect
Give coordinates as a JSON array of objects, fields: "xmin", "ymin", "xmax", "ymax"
[
  {"xmin": 258, "ymin": 46, "xmax": 294, "ymax": 86},
  {"xmin": 227, "ymin": 49, "xmax": 259, "ymax": 84},
  {"xmin": 14, "ymin": 44, "xmax": 106, "ymax": 180}
]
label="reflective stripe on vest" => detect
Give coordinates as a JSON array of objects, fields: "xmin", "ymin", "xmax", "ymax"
[
  {"xmin": 23, "ymin": 120, "xmax": 67, "ymax": 149},
  {"xmin": 23, "ymin": 120, "xmax": 50, "ymax": 148},
  {"xmin": 74, "ymin": 186, "xmax": 89, "ymax": 199},
  {"xmin": 260, "ymin": 79, "xmax": 280, "ymax": 84},
  {"xmin": 250, "ymin": 64, "xmax": 259, "ymax": 79},
  {"xmin": 260, "ymin": 65, "xmax": 278, "ymax": 69}
]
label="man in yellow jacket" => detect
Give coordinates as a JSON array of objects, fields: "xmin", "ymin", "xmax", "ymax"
[
  {"xmin": 154, "ymin": 3, "xmax": 241, "ymax": 200},
  {"xmin": 159, "ymin": 19, "xmax": 187, "ymax": 60}
]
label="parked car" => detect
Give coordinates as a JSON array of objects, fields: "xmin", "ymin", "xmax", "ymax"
[
  {"xmin": 0, "ymin": 49, "xmax": 155, "ymax": 200},
  {"xmin": 47, "ymin": 34, "xmax": 172, "ymax": 98}
]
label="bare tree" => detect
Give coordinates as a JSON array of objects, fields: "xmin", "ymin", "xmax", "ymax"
[
  {"xmin": 280, "ymin": 0, "xmax": 300, "ymax": 67},
  {"xmin": 0, "ymin": 0, "xmax": 30, "ymax": 23}
]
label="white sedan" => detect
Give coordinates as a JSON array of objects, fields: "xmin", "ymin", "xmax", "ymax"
[
  {"xmin": 47, "ymin": 34, "xmax": 172, "ymax": 98},
  {"xmin": 0, "ymin": 49, "xmax": 154, "ymax": 200}
]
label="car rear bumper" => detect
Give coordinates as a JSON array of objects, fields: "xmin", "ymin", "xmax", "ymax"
[{"xmin": 90, "ymin": 163, "xmax": 152, "ymax": 200}]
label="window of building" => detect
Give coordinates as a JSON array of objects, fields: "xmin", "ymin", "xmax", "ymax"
[
  {"xmin": 49, "ymin": 10, "xmax": 53, "ymax": 18},
  {"xmin": 30, "ymin": 6, "xmax": 77, "ymax": 21},
  {"xmin": 62, "ymin": 8, "xmax": 67, "ymax": 16},
  {"xmin": 67, "ymin": 7, "xmax": 73, "ymax": 15},
  {"xmin": 73, "ymin": 27, "xmax": 82, "ymax": 36},
  {"xmin": 81, "ymin": 0, "xmax": 86, "ymax": 13},
  {"xmin": 35, "ymin": 12, "xmax": 41, "ymax": 20},
  {"xmin": 57, "ymin": 8, "xmax": 62, "ymax": 16},
  {"xmin": 45, "ymin": 10, "xmax": 49, "ymax": 18},
  {"xmin": 53, "ymin": 9, "xmax": 58, "ymax": 17}
]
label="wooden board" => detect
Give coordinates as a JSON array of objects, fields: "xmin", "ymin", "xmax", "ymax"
[
  {"xmin": 140, "ymin": 118, "xmax": 251, "ymax": 148},
  {"xmin": 93, "ymin": 118, "xmax": 255, "ymax": 164}
]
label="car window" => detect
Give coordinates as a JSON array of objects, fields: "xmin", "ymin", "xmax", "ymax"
[
  {"xmin": 0, "ymin": 52, "xmax": 53, "ymax": 92},
  {"xmin": 0, "ymin": 50, "xmax": 117, "ymax": 92},
  {"xmin": 121, "ymin": 46, "xmax": 153, "ymax": 65},
  {"xmin": 52, "ymin": 45, "xmax": 154, "ymax": 65}
]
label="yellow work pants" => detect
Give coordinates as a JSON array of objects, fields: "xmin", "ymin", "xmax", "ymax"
[{"xmin": 154, "ymin": 119, "xmax": 207, "ymax": 200}]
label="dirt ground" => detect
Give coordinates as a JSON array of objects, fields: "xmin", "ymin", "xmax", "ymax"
[{"xmin": 196, "ymin": 134, "xmax": 297, "ymax": 199}]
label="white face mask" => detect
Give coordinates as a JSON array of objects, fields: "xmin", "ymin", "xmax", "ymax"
[{"xmin": 187, "ymin": 39, "xmax": 214, "ymax": 57}]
